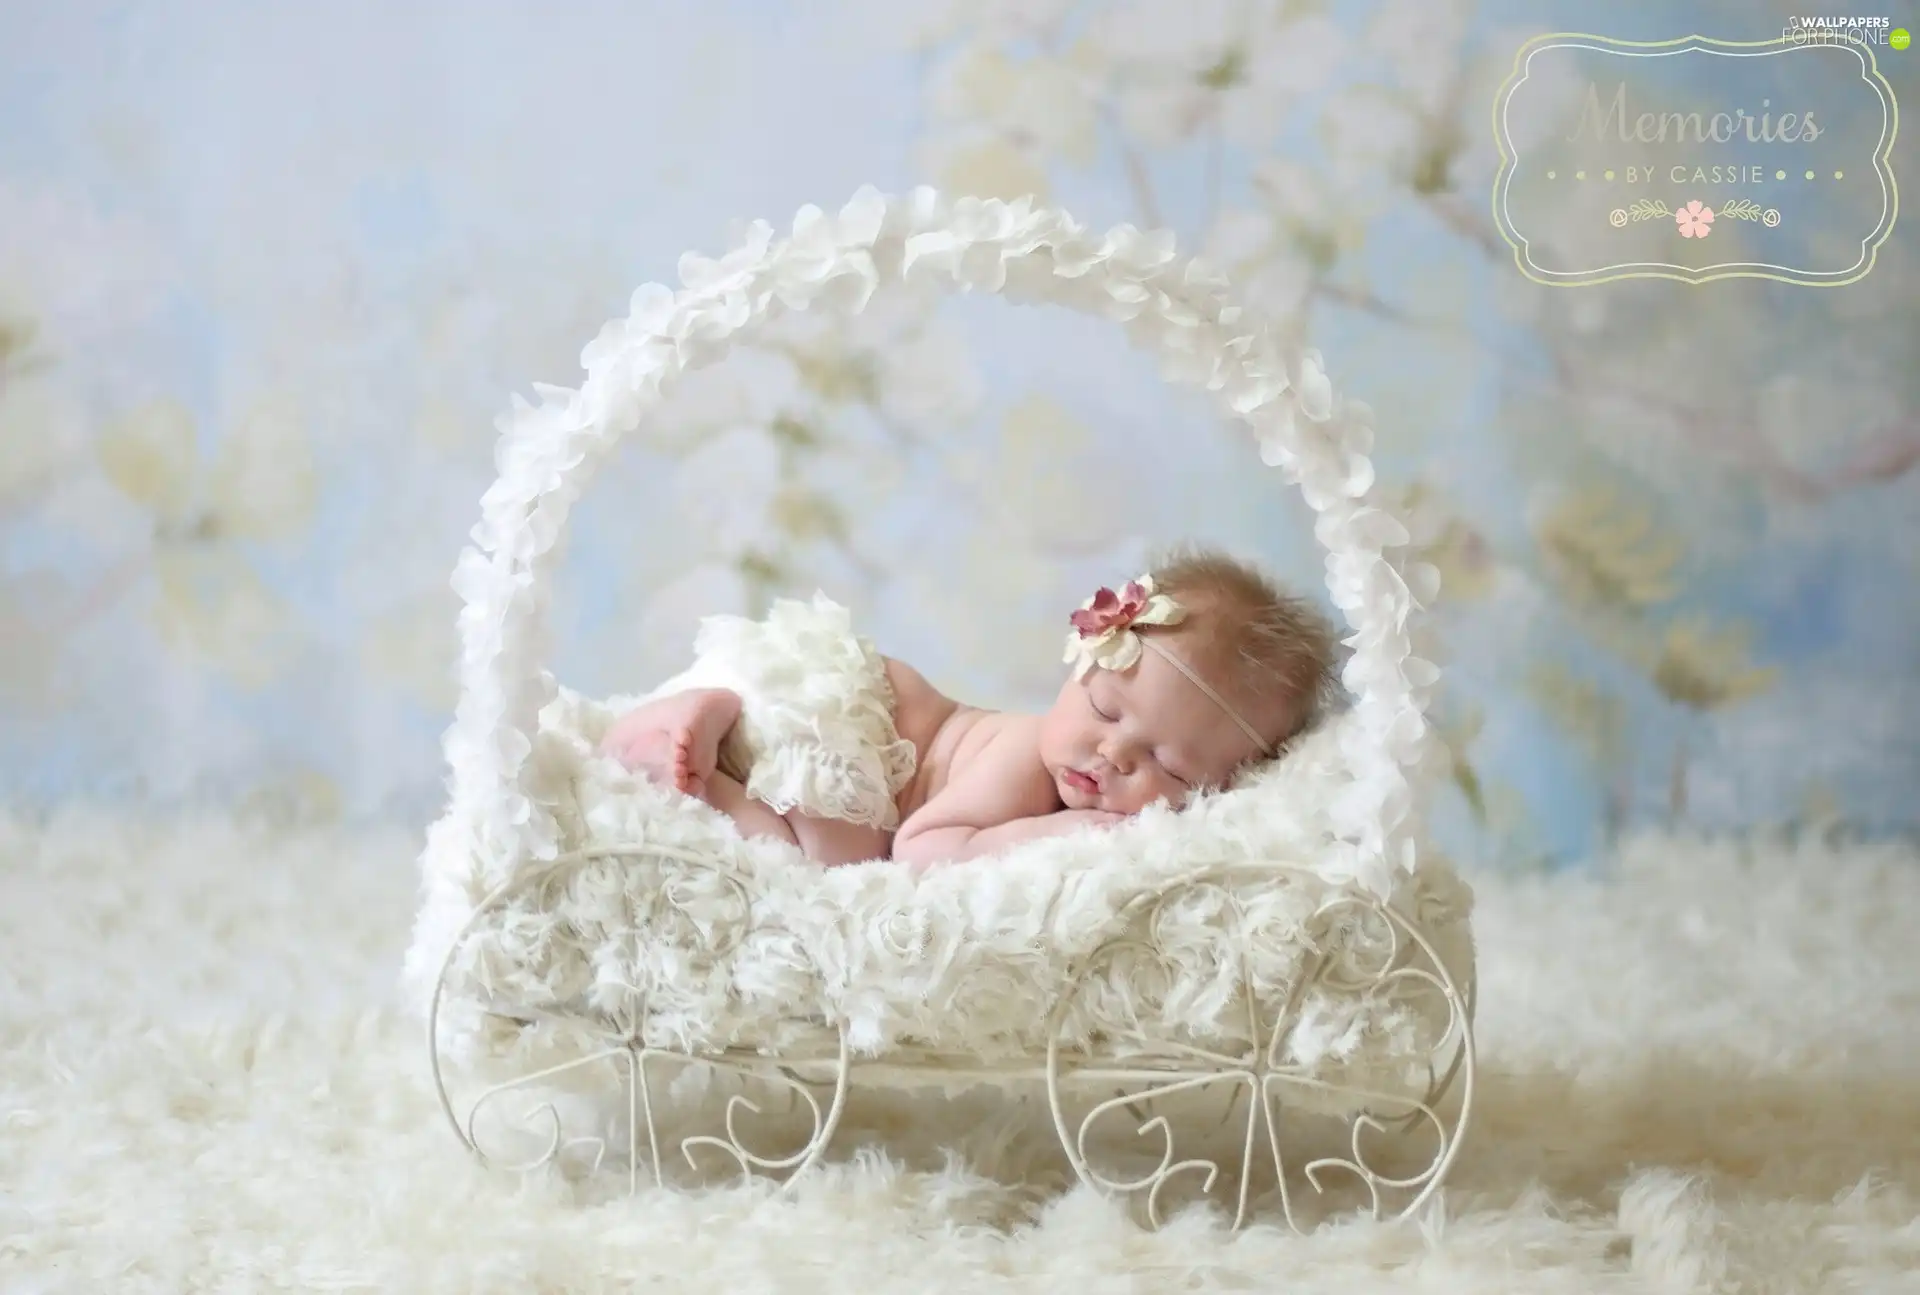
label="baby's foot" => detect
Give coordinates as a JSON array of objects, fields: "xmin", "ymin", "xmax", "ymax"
[
  {"xmin": 619, "ymin": 726, "xmax": 705, "ymax": 798},
  {"xmin": 603, "ymin": 689, "xmax": 741, "ymax": 800}
]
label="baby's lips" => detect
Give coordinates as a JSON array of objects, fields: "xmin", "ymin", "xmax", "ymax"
[{"xmin": 1065, "ymin": 768, "xmax": 1102, "ymax": 793}]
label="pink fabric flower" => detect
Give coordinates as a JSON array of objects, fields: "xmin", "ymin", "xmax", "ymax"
[
  {"xmin": 1071, "ymin": 581, "xmax": 1153, "ymax": 637},
  {"xmin": 1063, "ymin": 576, "xmax": 1186, "ymax": 679}
]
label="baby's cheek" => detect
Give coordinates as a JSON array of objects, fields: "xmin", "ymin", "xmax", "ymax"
[{"xmin": 1121, "ymin": 772, "xmax": 1185, "ymax": 815}]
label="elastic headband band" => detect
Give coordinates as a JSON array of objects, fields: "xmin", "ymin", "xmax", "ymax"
[{"xmin": 1139, "ymin": 637, "xmax": 1275, "ymax": 758}]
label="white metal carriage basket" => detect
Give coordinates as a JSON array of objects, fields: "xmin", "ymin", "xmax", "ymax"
[{"xmin": 402, "ymin": 186, "xmax": 1478, "ymax": 1233}]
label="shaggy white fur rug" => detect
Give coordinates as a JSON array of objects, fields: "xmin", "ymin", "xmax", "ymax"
[{"xmin": 3, "ymin": 810, "xmax": 1918, "ymax": 1293}]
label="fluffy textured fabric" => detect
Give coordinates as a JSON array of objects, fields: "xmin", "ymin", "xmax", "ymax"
[
  {"xmin": 404, "ymin": 715, "xmax": 1474, "ymax": 1118},
  {"xmin": 6, "ymin": 808, "xmax": 1918, "ymax": 1291}
]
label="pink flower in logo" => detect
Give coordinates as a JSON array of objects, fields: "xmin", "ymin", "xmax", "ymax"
[{"xmin": 1675, "ymin": 200, "xmax": 1716, "ymax": 238}]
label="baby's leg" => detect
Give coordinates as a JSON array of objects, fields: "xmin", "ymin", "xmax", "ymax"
[
  {"xmin": 783, "ymin": 813, "xmax": 890, "ymax": 867},
  {"xmin": 699, "ymin": 774, "xmax": 888, "ymax": 866},
  {"xmin": 700, "ymin": 772, "xmax": 801, "ymax": 847},
  {"xmin": 601, "ymin": 689, "xmax": 742, "ymax": 799}
]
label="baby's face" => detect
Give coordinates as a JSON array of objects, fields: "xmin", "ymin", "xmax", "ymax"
[{"xmin": 1038, "ymin": 639, "xmax": 1270, "ymax": 815}]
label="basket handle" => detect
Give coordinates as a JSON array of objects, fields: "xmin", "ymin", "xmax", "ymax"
[{"xmin": 439, "ymin": 186, "xmax": 1438, "ymax": 899}]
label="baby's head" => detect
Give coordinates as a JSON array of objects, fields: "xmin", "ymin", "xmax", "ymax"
[{"xmin": 1038, "ymin": 545, "xmax": 1339, "ymax": 815}]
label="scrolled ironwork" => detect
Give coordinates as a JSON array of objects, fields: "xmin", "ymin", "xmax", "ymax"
[
  {"xmin": 429, "ymin": 846, "xmax": 850, "ymax": 1196},
  {"xmin": 429, "ymin": 853, "xmax": 1475, "ymax": 1231},
  {"xmin": 1043, "ymin": 865, "xmax": 1475, "ymax": 1232}
]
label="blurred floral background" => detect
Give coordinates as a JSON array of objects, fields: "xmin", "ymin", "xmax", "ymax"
[{"xmin": 2, "ymin": 0, "xmax": 1914, "ymax": 869}]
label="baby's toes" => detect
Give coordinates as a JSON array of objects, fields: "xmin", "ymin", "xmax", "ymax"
[{"xmin": 671, "ymin": 729, "xmax": 697, "ymax": 792}]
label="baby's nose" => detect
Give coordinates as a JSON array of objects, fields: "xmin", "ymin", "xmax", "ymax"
[{"xmin": 1099, "ymin": 736, "xmax": 1133, "ymax": 772}]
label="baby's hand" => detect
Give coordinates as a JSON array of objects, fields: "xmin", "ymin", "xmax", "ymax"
[
  {"xmin": 1051, "ymin": 808, "xmax": 1129, "ymax": 829},
  {"xmin": 894, "ymin": 806, "xmax": 1132, "ymax": 871}
]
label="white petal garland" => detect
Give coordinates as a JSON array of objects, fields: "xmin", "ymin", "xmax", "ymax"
[{"xmin": 434, "ymin": 185, "xmax": 1438, "ymax": 904}]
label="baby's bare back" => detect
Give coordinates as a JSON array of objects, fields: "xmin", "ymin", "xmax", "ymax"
[
  {"xmin": 882, "ymin": 658, "xmax": 1015, "ymax": 819},
  {"xmin": 882, "ymin": 658, "xmax": 1105, "ymax": 866}
]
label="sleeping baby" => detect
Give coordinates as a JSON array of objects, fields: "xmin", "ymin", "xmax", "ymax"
[{"xmin": 598, "ymin": 545, "xmax": 1338, "ymax": 868}]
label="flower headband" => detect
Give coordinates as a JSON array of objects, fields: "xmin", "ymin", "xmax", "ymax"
[{"xmin": 1062, "ymin": 576, "xmax": 1275, "ymax": 757}]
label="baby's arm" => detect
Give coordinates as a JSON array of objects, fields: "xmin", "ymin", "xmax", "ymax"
[{"xmin": 892, "ymin": 717, "xmax": 1122, "ymax": 868}]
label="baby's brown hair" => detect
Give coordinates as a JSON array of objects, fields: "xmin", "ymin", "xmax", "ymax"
[{"xmin": 1146, "ymin": 544, "xmax": 1342, "ymax": 747}]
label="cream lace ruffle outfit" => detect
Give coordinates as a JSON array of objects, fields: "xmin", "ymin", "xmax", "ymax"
[{"xmin": 614, "ymin": 593, "xmax": 919, "ymax": 831}]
